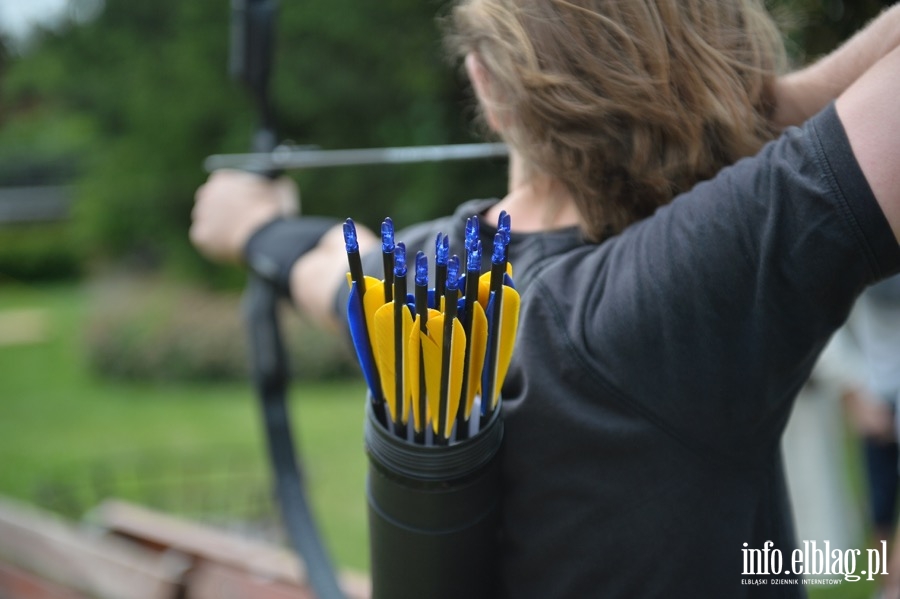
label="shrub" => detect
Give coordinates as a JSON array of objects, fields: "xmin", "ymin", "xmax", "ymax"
[
  {"xmin": 0, "ymin": 223, "xmax": 83, "ymax": 282},
  {"xmin": 83, "ymin": 276, "xmax": 358, "ymax": 383}
]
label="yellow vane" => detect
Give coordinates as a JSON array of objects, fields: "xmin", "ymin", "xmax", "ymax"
[
  {"xmin": 407, "ymin": 308, "xmax": 440, "ymax": 434},
  {"xmin": 486, "ymin": 285, "xmax": 520, "ymax": 411},
  {"xmin": 420, "ymin": 314, "xmax": 466, "ymax": 438},
  {"xmin": 464, "ymin": 301, "xmax": 488, "ymax": 419},
  {"xmin": 373, "ymin": 302, "xmax": 414, "ymax": 424}
]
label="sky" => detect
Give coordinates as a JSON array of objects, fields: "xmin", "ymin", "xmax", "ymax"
[{"xmin": 0, "ymin": 0, "xmax": 103, "ymax": 47}]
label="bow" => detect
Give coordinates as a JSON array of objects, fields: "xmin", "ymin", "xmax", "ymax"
[{"xmin": 229, "ymin": 2, "xmax": 345, "ymax": 597}]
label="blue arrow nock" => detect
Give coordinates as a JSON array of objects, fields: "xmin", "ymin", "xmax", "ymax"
[
  {"xmin": 465, "ymin": 216, "xmax": 480, "ymax": 253},
  {"xmin": 498, "ymin": 211, "xmax": 511, "ymax": 248},
  {"xmin": 435, "ymin": 232, "xmax": 449, "ymax": 266},
  {"xmin": 415, "ymin": 251, "xmax": 428, "ymax": 287},
  {"xmin": 467, "ymin": 239, "xmax": 482, "ymax": 273},
  {"xmin": 343, "ymin": 218, "xmax": 359, "ymax": 253},
  {"xmin": 393, "ymin": 242, "xmax": 407, "ymax": 278},
  {"xmin": 446, "ymin": 255, "xmax": 460, "ymax": 291},
  {"xmin": 491, "ymin": 232, "xmax": 506, "ymax": 265},
  {"xmin": 381, "ymin": 217, "xmax": 395, "ymax": 254}
]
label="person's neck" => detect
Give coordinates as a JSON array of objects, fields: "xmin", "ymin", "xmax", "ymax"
[{"xmin": 484, "ymin": 151, "xmax": 582, "ymax": 233}]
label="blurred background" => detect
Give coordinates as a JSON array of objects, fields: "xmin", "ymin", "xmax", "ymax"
[{"xmin": 0, "ymin": 0, "xmax": 895, "ymax": 596}]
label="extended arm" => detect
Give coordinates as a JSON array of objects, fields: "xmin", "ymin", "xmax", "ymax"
[
  {"xmin": 290, "ymin": 224, "xmax": 377, "ymax": 330},
  {"xmin": 836, "ymin": 43, "xmax": 900, "ymax": 241},
  {"xmin": 190, "ymin": 169, "xmax": 377, "ymax": 330},
  {"xmin": 773, "ymin": 4, "xmax": 900, "ymax": 128}
]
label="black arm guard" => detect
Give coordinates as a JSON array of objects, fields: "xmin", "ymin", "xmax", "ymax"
[{"xmin": 244, "ymin": 216, "xmax": 340, "ymax": 298}]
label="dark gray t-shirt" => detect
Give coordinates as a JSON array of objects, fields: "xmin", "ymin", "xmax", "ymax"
[{"xmin": 337, "ymin": 103, "xmax": 900, "ymax": 597}]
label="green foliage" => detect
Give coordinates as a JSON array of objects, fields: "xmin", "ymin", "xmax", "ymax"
[
  {"xmin": 767, "ymin": 0, "xmax": 896, "ymax": 64},
  {"xmin": 0, "ymin": 223, "xmax": 82, "ymax": 282},
  {"xmin": 1, "ymin": 0, "xmax": 505, "ymax": 281}
]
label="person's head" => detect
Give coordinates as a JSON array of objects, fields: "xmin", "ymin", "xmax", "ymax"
[{"xmin": 446, "ymin": 0, "xmax": 787, "ymax": 241}]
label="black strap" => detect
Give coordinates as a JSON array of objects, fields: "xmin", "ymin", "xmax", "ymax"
[{"xmin": 245, "ymin": 216, "xmax": 340, "ymax": 298}]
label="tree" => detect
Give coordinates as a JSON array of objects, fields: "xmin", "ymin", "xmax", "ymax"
[{"xmin": 1, "ymin": 0, "xmax": 505, "ymax": 283}]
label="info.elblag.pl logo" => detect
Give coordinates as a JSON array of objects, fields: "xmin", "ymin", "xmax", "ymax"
[{"xmin": 742, "ymin": 540, "xmax": 888, "ymax": 584}]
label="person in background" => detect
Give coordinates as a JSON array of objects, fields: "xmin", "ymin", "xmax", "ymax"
[
  {"xmin": 192, "ymin": 1, "xmax": 900, "ymax": 596},
  {"xmin": 782, "ymin": 332, "xmax": 866, "ymax": 557},
  {"xmin": 840, "ymin": 274, "xmax": 900, "ymax": 599}
]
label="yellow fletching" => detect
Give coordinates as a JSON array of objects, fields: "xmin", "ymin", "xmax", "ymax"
[
  {"xmin": 421, "ymin": 316, "xmax": 444, "ymax": 435},
  {"xmin": 407, "ymin": 315, "xmax": 424, "ymax": 433},
  {"xmin": 488, "ymin": 286, "xmax": 521, "ymax": 411},
  {"xmin": 478, "ymin": 272, "xmax": 492, "ymax": 311},
  {"xmin": 372, "ymin": 302, "xmax": 414, "ymax": 425},
  {"xmin": 422, "ymin": 316, "xmax": 467, "ymax": 438},
  {"xmin": 465, "ymin": 302, "xmax": 488, "ymax": 419},
  {"xmin": 444, "ymin": 317, "xmax": 466, "ymax": 438},
  {"xmin": 398, "ymin": 305, "xmax": 413, "ymax": 424},
  {"xmin": 373, "ymin": 303, "xmax": 397, "ymax": 422},
  {"xmin": 477, "ymin": 263, "xmax": 514, "ymax": 309},
  {"xmin": 362, "ymin": 277, "xmax": 386, "ymax": 343}
]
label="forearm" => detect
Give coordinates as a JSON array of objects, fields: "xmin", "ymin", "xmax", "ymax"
[
  {"xmin": 289, "ymin": 223, "xmax": 378, "ymax": 331},
  {"xmin": 773, "ymin": 4, "xmax": 900, "ymax": 128}
]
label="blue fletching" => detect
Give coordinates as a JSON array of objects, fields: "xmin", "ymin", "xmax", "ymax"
[
  {"xmin": 491, "ymin": 233, "xmax": 505, "ymax": 265},
  {"xmin": 415, "ymin": 251, "xmax": 428, "ymax": 286},
  {"xmin": 394, "ymin": 242, "xmax": 407, "ymax": 277},
  {"xmin": 447, "ymin": 255, "xmax": 460, "ymax": 291},
  {"xmin": 343, "ymin": 218, "xmax": 358, "ymax": 253},
  {"xmin": 381, "ymin": 217, "xmax": 394, "ymax": 253},
  {"xmin": 436, "ymin": 233, "xmax": 449, "ymax": 265},
  {"xmin": 347, "ymin": 281, "xmax": 380, "ymax": 399},
  {"xmin": 467, "ymin": 239, "xmax": 482, "ymax": 272}
]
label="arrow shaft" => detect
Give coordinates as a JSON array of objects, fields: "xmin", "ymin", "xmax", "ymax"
[{"xmin": 205, "ymin": 142, "xmax": 509, "ymax": 172}]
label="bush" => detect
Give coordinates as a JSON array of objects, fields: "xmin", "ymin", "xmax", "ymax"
[
  {"xmin": 84, "ymin": 276, "xmax": 359, "ymax": 382},
  {"xmin": 0, "ymin": 223, "xmax": 83, "ymax": 282}
]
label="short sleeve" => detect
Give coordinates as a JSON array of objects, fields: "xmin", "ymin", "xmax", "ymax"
[{"xmin": 535, "ymin": 104, "xmax": 900, "ymax": 457}]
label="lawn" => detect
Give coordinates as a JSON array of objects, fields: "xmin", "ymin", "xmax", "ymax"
[{"xmin": 0, "ymin": 279, "xmax": 371, "ymax": 572}]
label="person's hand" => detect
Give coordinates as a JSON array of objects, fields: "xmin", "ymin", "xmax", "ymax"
[
  {"xmin": 881, "ymin": 527, "xmax": 900, "ymax": 599},
  {"xmin": 842, "ymin": 387, "xmax": 895, "ymax": 444},
  {"xmin": 190, "ymin": 169, "xmax": 299, "ymax": 264}
]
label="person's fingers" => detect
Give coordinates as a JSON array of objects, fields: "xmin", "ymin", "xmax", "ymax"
[{"xmin": 190, "ymin": 170, "xmax": 297, "ymax": 264}]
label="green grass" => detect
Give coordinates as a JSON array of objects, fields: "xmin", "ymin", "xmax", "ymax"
[{"xmin": 0, "ymin": 280, "xmax": 371, "ymax": 572}]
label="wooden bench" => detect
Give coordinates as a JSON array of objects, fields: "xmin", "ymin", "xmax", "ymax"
[{"xmin": 0, "ymin": 496, "xmax": 370, "ymax": 599}]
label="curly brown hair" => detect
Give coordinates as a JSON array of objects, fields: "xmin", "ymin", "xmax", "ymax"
[{"xmin": 446, "ymin": 0, "xmax": 787, "ymax": 241}]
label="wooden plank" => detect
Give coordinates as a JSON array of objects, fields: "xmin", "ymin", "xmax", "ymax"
[
  {"xmin": 0, "ymin": 562, "xmax": 88, "ymax": 599},
  {"xmin": 0, "ymin": 497, "xmax": 186, "ymax": 599},
  {"xmin": 189, "ymin": 561, "xmax": 313, "ymax": 599},
  {"xmin": 91, "ymin": 500, "xmax": 370, "ymax": 599}
]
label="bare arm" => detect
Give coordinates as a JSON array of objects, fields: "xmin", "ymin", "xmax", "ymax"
[
  {"xmin": 836, "ymin": 44, "xmax": 900, "ymax": 242},
  {"xmin": 190, "ymin": 169, "xmax": 378, "ymax": 330},
  {"xmin": 773, "ymin": 4, "xmax": 900, "ymax": 128},
  {"xmin": 290, "ymin": 223, "xmax": 378, "ymax": 331}
]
